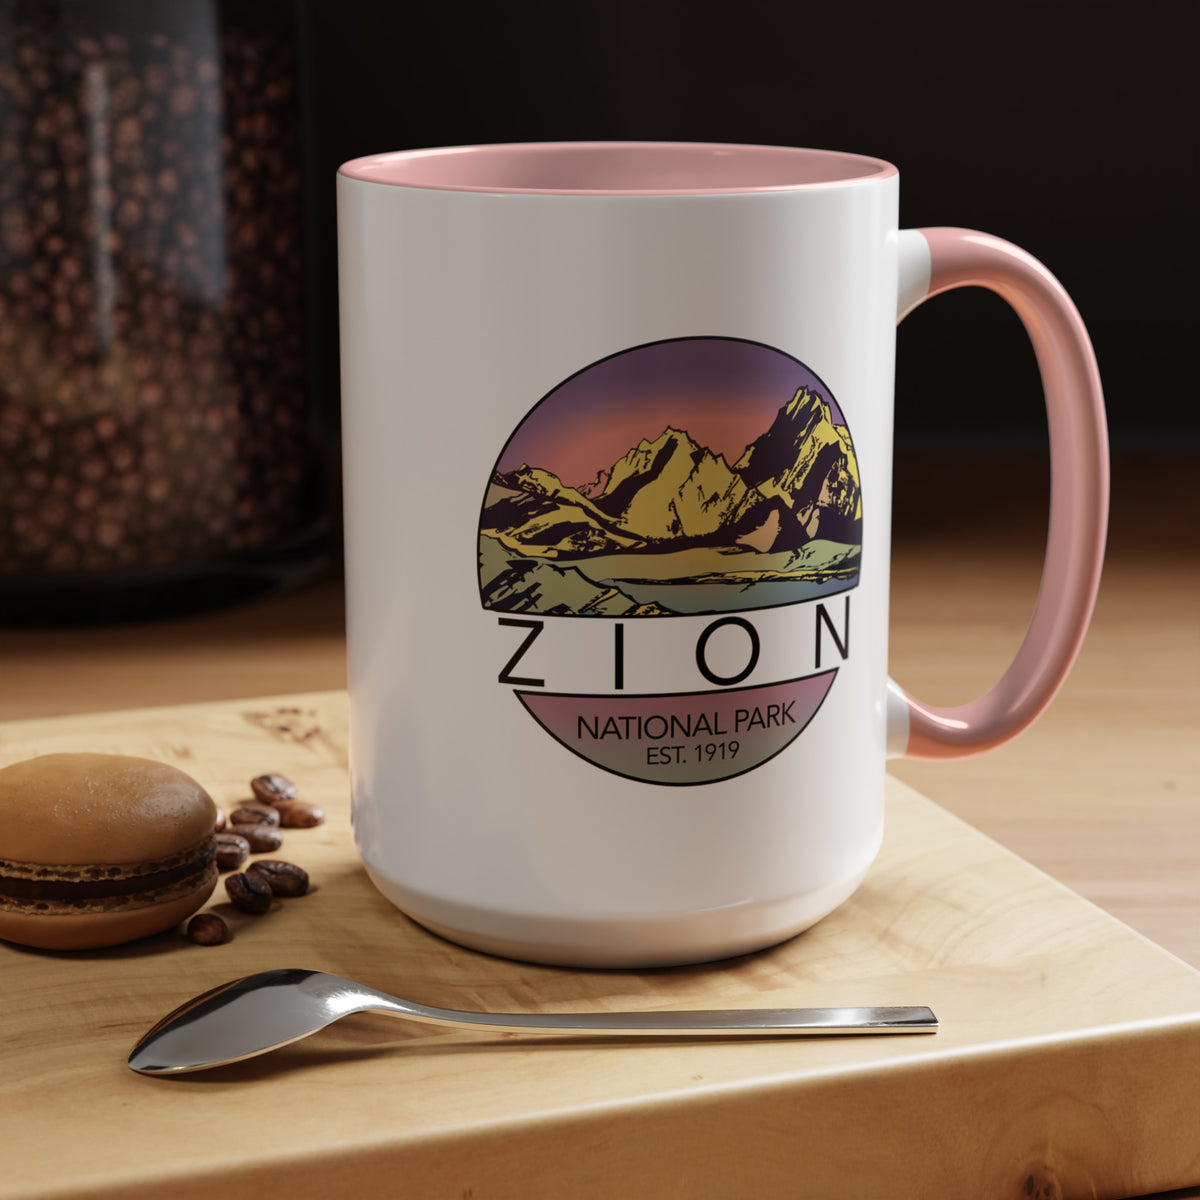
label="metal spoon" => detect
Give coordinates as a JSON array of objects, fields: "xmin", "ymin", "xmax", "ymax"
[{"xmin": 127, "ymin": 968, "xmax": 937, "ymax": 1074}]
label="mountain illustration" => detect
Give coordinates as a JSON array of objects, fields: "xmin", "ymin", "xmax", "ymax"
[
  {"xmin": 734, "ymin": 388, "xmax": 862, "ymax": 547},
  {"xmin": 479, "ymin": 386, "xmax": 862, "ymax": 616},
  {"xmin": 482, "ymin": 467, "xmax": 643, "ymax": 558},
  {"xmin": 479, "ymin": 533, "xmax": 674, "ymax": 616},
  {"xmin": 588, "ymin": 427, "xmax": 751, "ymax": 540}
]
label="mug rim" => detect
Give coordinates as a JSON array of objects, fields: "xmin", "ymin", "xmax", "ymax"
[{"xmin": 337, "ymin": 141, "xmax": 897, "ymax": 196}]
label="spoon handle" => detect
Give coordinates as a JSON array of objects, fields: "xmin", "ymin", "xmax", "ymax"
[{"xmin": 381, "ymin": 999, "xmax": 938, "ymax": 1037}]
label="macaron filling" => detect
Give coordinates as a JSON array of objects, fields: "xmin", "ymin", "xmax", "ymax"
[{"xmin": 0, "ymin": 837, "xmax": 216, "ymax": 913}]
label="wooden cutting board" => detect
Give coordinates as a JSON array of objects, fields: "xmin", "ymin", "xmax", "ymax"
[{"xmin": 2, "ymin": 692, "xmax": 1198, "ymax": 1200}]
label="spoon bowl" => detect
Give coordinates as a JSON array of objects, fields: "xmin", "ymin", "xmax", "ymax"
[{"xmin": 128, "ymin": 968, "xmax": 937, "ymax": 1075}]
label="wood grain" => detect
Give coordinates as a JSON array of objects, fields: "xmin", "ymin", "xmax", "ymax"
[
  {"xmin": 887, "ymin": 451, "xmax": 1200, "ymax": 969},
  {"xmin": 1, "ymin": 693, "xmax": 1198, "ymax": 1200}
]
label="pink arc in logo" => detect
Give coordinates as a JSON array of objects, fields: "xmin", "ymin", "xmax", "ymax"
[{"xmin": 516, "ymin": 671, "xmax": 836, "ymax": 786}]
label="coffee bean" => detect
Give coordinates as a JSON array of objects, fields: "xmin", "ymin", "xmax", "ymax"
[
  {"xmin": 214, "ymin": 806, "xmax": 226, "ymax": 833},
  {"xmin": 241, "ymin": 823, "xmax": 283, "ymax": 853},
  {"xmin": 246, "ymin": 859, "xmax": 308, "ymax": 898},
  {"xmin": 250, "ymin": 773, "xmax": 298, "ymax": 805},
  {"xmin": 186, "ymin": 912, "xmax": 230, "ymax": 945},
  {"xmin": 225, "ymin": 871, "xmax": 272, "ymax": 915},
  {"xmin": 274, "ymin": 800, "xmax": 324, "ymax": 828},
  {"xmin": 214, "ymin": 831, "xmax": 250, "ymax": 871},
  {"xmin": 229, "ymin": 803, "xmax": 280, "ymax": 828}
]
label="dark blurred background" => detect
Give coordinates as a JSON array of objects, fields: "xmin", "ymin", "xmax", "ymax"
[
  {"xmin": 299, "ymin": 0, "xmax": 1196, "ymax": 453},
  {"xmin": 0, "ymin": 0, "xmax": 1193, "ymax": 624}
]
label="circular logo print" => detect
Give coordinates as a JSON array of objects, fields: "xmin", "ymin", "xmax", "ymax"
[{"xmin": 479, "ymin": 337, "xmax": 861, "ymax": 786}]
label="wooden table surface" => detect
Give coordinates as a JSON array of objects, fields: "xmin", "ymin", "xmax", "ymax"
[
  {"xmin": 3, "ymin": 692, "xmax": 1199, "ymax": 1200},
  {"xmin": 2, "ymin": 451, "xmax": 1197, "ymax": 1198}
]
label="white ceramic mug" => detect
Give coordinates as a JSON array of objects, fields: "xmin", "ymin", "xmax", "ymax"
[{"xmin": 337, "ymin": 142, "xmax": 1108, "ymax": 967}]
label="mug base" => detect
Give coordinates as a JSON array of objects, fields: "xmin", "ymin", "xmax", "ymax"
[{"xmin": 363, "ymin": 863, "xmax": 876, "ymax": 969}]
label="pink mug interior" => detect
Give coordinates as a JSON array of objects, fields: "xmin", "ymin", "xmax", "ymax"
[{"xmin": 338, "ymin": 141, "xmax": 897, "ymax": 195}]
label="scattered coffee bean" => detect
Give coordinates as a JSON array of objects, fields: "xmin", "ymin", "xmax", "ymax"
[
  {"xmin": 214, "ymin": 831, "xmax": 251, "ymax": 871},
  {"xmin": 214, "ymin": 807, "xmax": 227, "ymax": 833},
  {"xmin": 250, "ymin": 773, "xmax": 298, "ymax": 805},
  {"xmin": 246, "ymin": 859, "xmax": 309, "ymax": 898},
  {"xmin": 274, "ymin": 800, "xmax": 324, "ymax": 828},
  {"xmin": 241, "ymin": 823, "xmax": 284, "ymax": 853},
  {"xmin": 229, "ymin": 803, "xmax": 281, "ymax": 828},
  {"xmin": 186, "ymin": 912, "xmax": 230, "ymax": 945},
  {"xmin": 225, "ymin": 871, "xmax": 272, "ymax": 915}
]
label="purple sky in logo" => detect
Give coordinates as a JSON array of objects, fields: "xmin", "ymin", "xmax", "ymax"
[{"xmin": 496, "ymin": 338, "xmax": 844, "ymax": 489}]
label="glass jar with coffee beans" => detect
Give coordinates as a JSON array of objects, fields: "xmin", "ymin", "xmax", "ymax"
[{"xmin": 0, "ymin": 0, "xmax": 327, "ymax": 623}]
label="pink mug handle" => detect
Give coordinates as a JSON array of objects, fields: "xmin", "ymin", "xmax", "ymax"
[{"xmin": 889, "ymin": 227, "xmax": 1109, "ymax": 760}]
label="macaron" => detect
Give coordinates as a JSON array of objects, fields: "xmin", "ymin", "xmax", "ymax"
[{"xmin": 0, "ymin": 753, "xmax": 218, "ymax": 951}]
